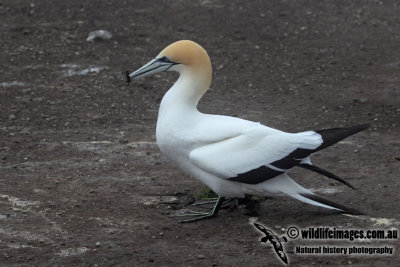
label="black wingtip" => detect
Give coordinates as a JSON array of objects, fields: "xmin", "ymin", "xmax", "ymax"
[
  {"xmin": 298, "ymin": 163, "xmax": 356, "ymax": 190},
  {"xmin": 316, "ymin": 123, "xmax": 370, "ymax": 151},
  {"xmin": 349, "ymin": 123, "xmax": 370, "ymax": 134},
  {"xmin": 125, "ymin": 71, "xmax": 131, "ymax": 85},
  {"xmin": 300, "ymin": 192, "xmax": 364, "ymax": 215},
  {"xmin": 253, "ymin": 222, "xmax": 265, "ymax": 231}
]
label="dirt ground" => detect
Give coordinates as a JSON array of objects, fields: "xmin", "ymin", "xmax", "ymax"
[{"xmin": 1, "ymin": 0, "xmax": 399, "ymax": 266}]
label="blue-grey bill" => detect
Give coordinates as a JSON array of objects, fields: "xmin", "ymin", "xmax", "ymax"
[{"xmin": 128, "ymin": 58, "xmax": 175, "ymax": 81}]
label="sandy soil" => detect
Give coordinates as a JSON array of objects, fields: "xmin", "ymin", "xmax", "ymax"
[{"xmin": 1, "ymin": 0, "xmax": 399, "ymax": 266}]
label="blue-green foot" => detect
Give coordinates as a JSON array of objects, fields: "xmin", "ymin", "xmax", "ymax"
[{"xmin": 171, "ymin": 197, "xmax": 225, "ymax": 223}]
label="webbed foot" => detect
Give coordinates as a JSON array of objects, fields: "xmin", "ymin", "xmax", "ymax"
[{"xmin": 171, "ymin": 197, "xmax": 225, "ymax": 223}]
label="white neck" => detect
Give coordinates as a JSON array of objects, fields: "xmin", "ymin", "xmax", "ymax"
[{"xmin": 159, "ymin": 68, "xmax": 210, "ymax": 114}]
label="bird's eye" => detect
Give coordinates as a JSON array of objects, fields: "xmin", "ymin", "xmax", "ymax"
[{"xmin": 158, "ymin": 56, "xmax": 171, "ymax": 63}]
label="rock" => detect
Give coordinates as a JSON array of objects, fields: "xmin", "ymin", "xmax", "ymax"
[
  {"xmin": 197, "ymin": 254, "xmax": 205, "ymax": 259},
  {"xmin": 86, "ymin": 30, "xmax": 112, "ymax": 42}
]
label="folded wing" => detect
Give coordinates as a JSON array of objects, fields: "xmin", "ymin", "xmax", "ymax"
[{"xmin": 189, "ymin": 126, "xmax": 322, "ymax": 184}]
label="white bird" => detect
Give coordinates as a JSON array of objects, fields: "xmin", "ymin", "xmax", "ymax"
[{"xmin": 127, "ymin": 40, "xmax": 368, "ymax": 222}]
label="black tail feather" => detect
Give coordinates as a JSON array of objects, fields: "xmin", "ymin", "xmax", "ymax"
[
  {"xmin": 300, "ymin": 192, "xmax": 364, "ymax": 215},
  {"xmin": 298, "ymin": 163, "xmax": 355, "ymax": 190},
  {"xmin": 315, "ymin": 123, "xmax": 369, "ymax": 151}
]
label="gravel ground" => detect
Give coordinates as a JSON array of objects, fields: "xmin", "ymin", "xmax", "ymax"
[{"xmin": 1, "ymin": 0, "xmax": 399, "ymax": 266}]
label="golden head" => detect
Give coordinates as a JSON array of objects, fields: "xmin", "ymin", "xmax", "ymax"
[
  {"xmin": 157, "ymin": 40, "xmax": 211, "ymax": 70},
  {"xmin": 127, "ymin": 40, "xmax": 212, "ymax": 84}
]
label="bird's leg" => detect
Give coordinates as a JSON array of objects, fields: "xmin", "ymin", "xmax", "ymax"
[
  {"xmin": 191, "ymin": 198, "xmax": 220, "ymax": 209},
  {"xmin": 171, "ymin": 197, "xmax": 226, "ymax": 223},
  {"xmin": 225, "ymin": 198, "xmax": 240, "ymax": 211},
  {"xmin": 192, "ymin": 197, "xmax": 239, "ymax": 210}
]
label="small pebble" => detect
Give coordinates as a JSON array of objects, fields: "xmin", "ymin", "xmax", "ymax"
[
  {"xmin": 197, "ymin": 254, "xmax": 205, "ymax": 259},
  {"xmin": 87, "ymin": 30, "xmax": 112, "ymax": 42}
]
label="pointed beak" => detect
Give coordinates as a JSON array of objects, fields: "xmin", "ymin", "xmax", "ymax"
[{"xmin": 126, "ymin": 58, "xmax": 178, "ymax": 85}]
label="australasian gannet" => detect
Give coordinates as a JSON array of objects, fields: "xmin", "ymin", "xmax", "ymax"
[{"xmin": 127, "ymin": 40, "xmax": 369, "ymax": 222}]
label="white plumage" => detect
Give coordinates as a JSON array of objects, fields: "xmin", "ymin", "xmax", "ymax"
[{"xmin": 127, "ymin": 40, "xmax": 368, "ymax": 222}]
